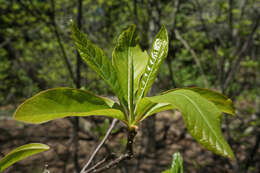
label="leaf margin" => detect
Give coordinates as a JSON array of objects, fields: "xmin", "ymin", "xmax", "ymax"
[
  {"xmin": 0, "ymin": 143, "xmax": 49, "ymax": 172},
  {"xmin": 14, "ymin": 88, "xmax": 126, "ymax": 124}
]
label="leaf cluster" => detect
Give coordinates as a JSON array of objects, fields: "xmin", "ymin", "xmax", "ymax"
[{"xmin": 1, "ymin": 22, "xmax": 236, "ymax": 172}]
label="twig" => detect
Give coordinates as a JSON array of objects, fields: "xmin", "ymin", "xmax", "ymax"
[
  {"xmin": 85, "ymin": 129, "xmax": 137, "ymax": 173},
  {"xmin": 76, "ymin": 0, "xmax": 83, "ymax": 88},
  {"xmin": 80, "ymin": 119, "xmax": 118, "ymax": 173},
  {"xmin": 166, "ymin": 0, "xmax": 181, "ymax": 89},
  {"xmin": 50, "ymin": 0, "xmax": 76, "ymax": 84},
  {"xmin": 245, "ymin": 132, "xmax": 260, "ymax": 172},
  {"xmin": 0, "ymin": 38, "xmax": 12, "ymax": 49},
  {"xmin": 85, "ymin": 157, "xmax": 108, "ymax": 173},
  {"xmin": 73, "ymin": 117, "xmax": 80, "ymax": 172},
  {"xmin": 223, "ymin": 14, "xmax": 260, "ymax": 92},
  {"xmin": 89, "ymin": 154, "xmax": 129, "ymax": 173},
  {"xmin": 175, "ymin": 29, "xmax": 209, "ymax": 88}
]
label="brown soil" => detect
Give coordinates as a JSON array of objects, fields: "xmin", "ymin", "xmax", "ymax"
[{"xmin": 0, "ymin": 107, "xmax": 259, "ymax": 173}]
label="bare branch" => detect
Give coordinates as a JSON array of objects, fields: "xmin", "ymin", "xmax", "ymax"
[
  {"xmin": 223, "ymin": 15, "xmax": 260, "ymax": 91},
  {"xmin": 228, "ymin": 0, "xmax": 234, "ymax": 42},
  {"xmin": 84, "ymin": 156, "xmax": 109, "ymax": 173},
  {"xmin": 175, "ymin": 30, "xmax": 209, "ymax": 88},
  {"xmin": 81, "ymin": 127, "xmax": 137, "ymax": 173},
  {"xmin": 87, "ymin": 154, "xmax": 129, "ymax": 173},
  {"xmin": 50, "ymin": 0, "xmax": 76, "ymax": 84},
  {"xmin": 86, "ymin": 129, "xmax": 137, "ymax": 173},
  {"xmin": 80, "ymin": 119, "xmax": 118, "ymax": 173}
]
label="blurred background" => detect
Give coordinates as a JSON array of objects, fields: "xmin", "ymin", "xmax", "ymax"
[{"xmin": 0, "ymin": 0, "xmax": 259, "ymax": 172}]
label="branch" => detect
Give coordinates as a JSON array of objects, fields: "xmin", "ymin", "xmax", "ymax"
[
  {"xmin": 85, "ymin": 154, "xmax": 128, "ymax": 173},
  {"xmin": 74, "ymin": 0, "xmax": 83, "ymax": 172},
  {"xmin": 50, "ymin": 0, "xmax": 76, "ymax": 84},
  {"xmin": 193, "ymin": 0, "xmax": 210, "ymax": 39},
  {"xmin": 166, "ymin": 0, "xmax": 181, "ymax": 88},
  {"xmin": 245, "ymin": 132, "xmax": 260, "ymax": 172},
  {"xmin": 133, "ymin": 0, "xmax": 138, "ymax": 24},
  {"xmin": 223, "ymin": 15, "xmax": 260, "ymax": 91},
  {"xmin": 76, "ymin": 0, "xmax": 83, "ymax": 88},
  {"xmin": 82, "ymin": 127, "xmax": 137, "ymax": 173},
  {"xmin": 175, "ymin": 30, "xmax": 209, "ymax": 88},
  {"xmin": 228, "ymin": 0, "xmax": 234, "ymax": 42},
  {"xmin": 84, "ymin": 156, "xmax": 109, "ymax": 173},
  {"xmin": 80, "ymin": 119, "xmax": 118, "ymax": 173},
  {"xmin": 239, "ymin": 0, "xmax": 248, "ymax": 20},
  {"xmin": 73, "ymin": 117, "xmax": 80, "ymax": 172}
]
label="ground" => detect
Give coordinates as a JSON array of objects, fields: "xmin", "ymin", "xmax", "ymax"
[{"xmin": 0, "ymin": 104, "xmax": 259, "ymax": 173}]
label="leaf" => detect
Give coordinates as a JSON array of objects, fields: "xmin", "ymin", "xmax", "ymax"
[
  {"xmin": 170, "ymin": 152, "xmax": 184, "ymax": 173},
  {"xmin": 14, "ymin": 88, "xmax": 126, "ymax": 124},
  {"xmin": 163, "ymin": 87, "xmax": 235, "ymax": 115},
  {"xmin": 71, "ymin": 22, "xmax": 125, "ymax": 107},
  {"xmin": 136, "ymin": 25, "xmax": 168, "ymax": 102},
  {"xmin": 146, "ymin": 89, "xmax": 235, "ymax": 159},
  {"xmin": 134, "ymin": 98, "xmax": 174, "ymax": 124},
  {"xmin": 112, "ymin": 25, "xmax": 136, "ymax": 122},
  {"xmin": 162, "ymin": 152, "xmax": 184, "ymax": 173},
  {"xmin": 183, "ymin": 87, "xmax": 235, "ymax": 115},
  {"xmin": 0, "ymin": 143, "xmax": 49, "ymax": 172},
  {"xmin": 133, "ymin": 46, "xmax": 149, "ymax": 93}
]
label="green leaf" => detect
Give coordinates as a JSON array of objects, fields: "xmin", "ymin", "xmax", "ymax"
[
  {"xmin": 0, "ymin": 143, "xmax": 49, "ymax": 172},
  {"xmin": 133, "ymin": 46, "xmax": 149, "ymax": 93},
  {"xmin": 165, "ymin": 87, "xmax": 235, "ymax": 115},
  {"xmin": 134, "ymin": 98, "xmax": 174, "ymax": 124},
  {"xmin": 71, "ymin": 22, "xmax": 125, "ymax": 107},
  {"xmin": 14, "ymin": 88, "xmax": 126, "ymax": 124},
  {"xmin": 146, "ymin": 89, "xmax": 235, "ymax": 159},
  {"xmin": 112, "ymin": 25, "xmax": 137, "ymax": 122},
  {"xmin": 162, "ymin": 152, "xmax": 184, "ymax": 173},
  {"xmin": 136, "ymin": 25, "xmax": 168, "ymax": 102},
  {"xmin": 183, "ymin": 87, "xmax": 235, "ymax": 115}
]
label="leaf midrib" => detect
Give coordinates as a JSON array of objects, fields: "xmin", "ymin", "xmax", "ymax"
[
  {"xmin": 128, "ymin": 47, "xmax": 135, "ymax": 116},
  {"xmin": 20, "ymin": 109, "xmax": 120, "ymax": 116},
  {"xmin": 80, "ymin": 47, "xmax": 113, "ymax": 84},
  {"xmin": 139, "ymin": 49, "xmax": 157, "ymax": 99},
  {"xmin": 172, "ymin": 92, "xmax": 223, "ymax": 149}
]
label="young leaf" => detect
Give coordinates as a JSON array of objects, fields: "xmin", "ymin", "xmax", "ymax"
[
  {"xmin": 0, "ymin": 143, "xmax": 49, "ymax": 172},
  {"xmin": 133, "ymin": 46, "xmax": 149, "ymax": 93},
  {"xmin": 136, "ymin": 25, "xmax": 168, "ymax": 102},
  {"xmin": 182, "ymin": 87, "xmax": 235, "ymax": 115},
  {"xmin": 112, "ymin": 25, "xmax": 136, "ymax": 122},
  {"xmin": 162, "ymin": 152, "xmax": 184, "ymax": 173},
  {"xmin": 71, "ymin": 22, "xmax": 125, "ymax": 107},
  {"xmin": 14, "ymin": 88, "xmax": 126, "ymax": 124},
  {"xmin": 134, "ymin": 98, "xmax": 174, "ymax": 124},
  {"xmin": 163, "ymin": 87, "xmax": 235, "ymax": 115},
  {"xmin": 146, "ymin": 89, "xmax": 235, "ymax": 159}
]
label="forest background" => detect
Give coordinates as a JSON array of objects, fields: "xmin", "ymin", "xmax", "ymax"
[{"xmin": 0, "ymin": 0, "xmax": 259, "ymax": 172}]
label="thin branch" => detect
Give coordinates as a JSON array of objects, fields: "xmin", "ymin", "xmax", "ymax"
[
  {"xmin": 84, "ymin": 157, "xmax": 108, "ymax": 173},
  {"xmin": 223, "ymin": 15, "xmax": 260, "ymax": 91},
  {"xmin": 76, "ymin": 0, "xmax": 83, "ymax": 88},
  {"xmin": 73, "ymin": 117, "xmax": 80, "ymax": 172},
  {"xmin": 0, "ymin": 38, "xmax": 12, "ymax": 49},
  {"xmin": 73, "ymin": 0, "xmax": 83, "ymax": 172},
  {"xmin": 166, "ymin": 0, "xmax": 181, "ymax": 88},
  {"xmin": 175, "ymin": 30, "xmax": 209, "ymax": 88},
  {"xmin": 84, "ymin": 129, "xmax": 137, "ymax": 173},
  {"xmin": 88, "ymin": 154, "xmax": 129, "ymax": 173},
  {"xmin": 193, "ymin": 0, "xmax": 210, "ymax": 39},
  {"xmin": 80, "ymin": 119, "xmax": 118, "ymax": 173},
  {"xmin": 228, "ymin": 0, "xmax": 234, "ymax": 43},
  {"xmin": 245, "ymin": 132, "xmax": 260, "ymax": 172},
  {"xmin": 133, "ymin": 0, "xmax": 138, "ymax": 24},
  {"xmin": 239, "ymin": 0, "xmax": 248, "ymax": 20},
  {"xmin": 50, "ymin": 0, "xmax": 76, "ymax": 84}
]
